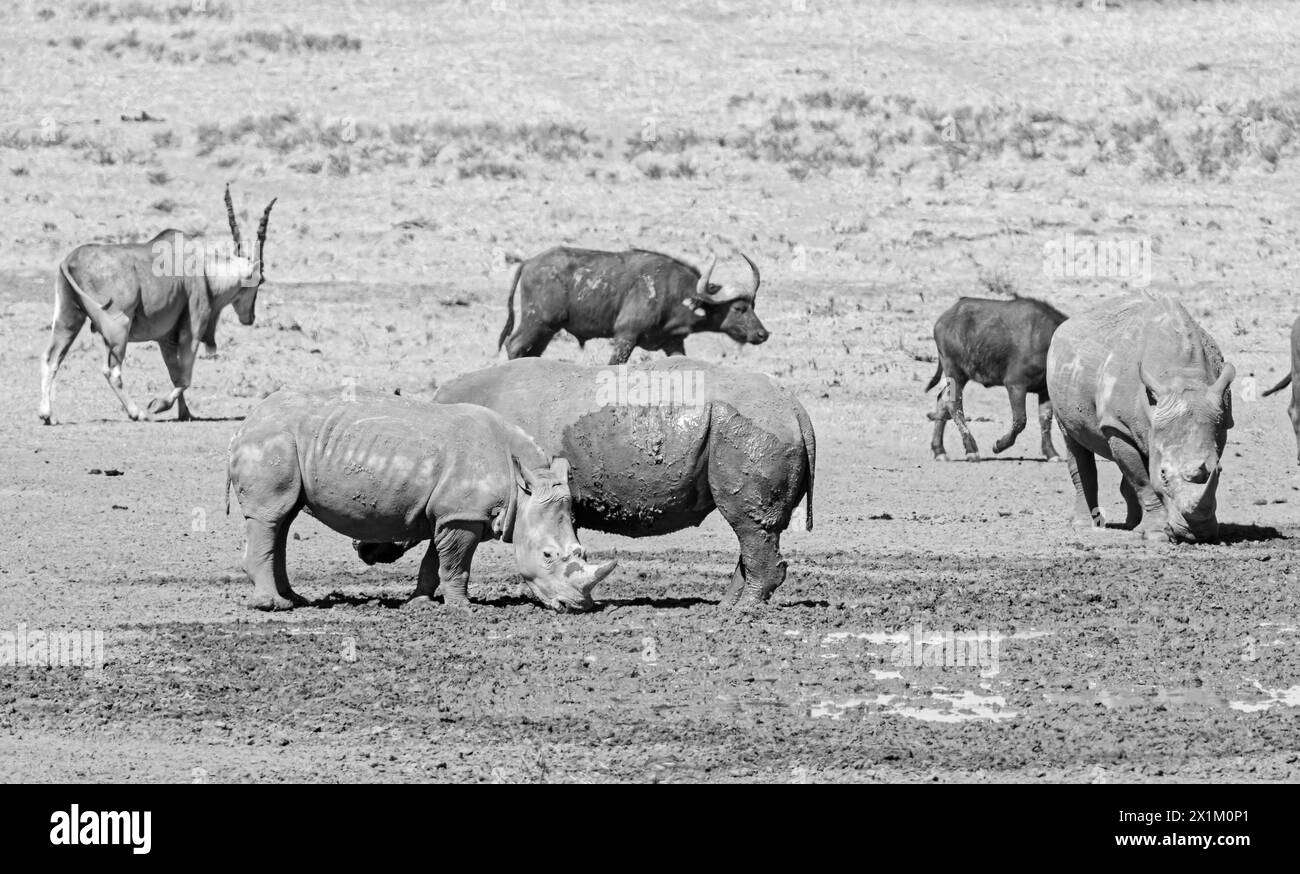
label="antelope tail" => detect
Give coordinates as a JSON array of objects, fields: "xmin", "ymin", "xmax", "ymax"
[
  {"xmin": 496, "ymin": 253, "xmax": 525, "ymax": 352},
  {"xmin": 60, "ymin": 259, "xmax": 113, "ymax": 314}
]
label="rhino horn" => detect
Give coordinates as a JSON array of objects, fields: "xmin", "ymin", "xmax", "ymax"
[{"xmin": 579, "ymin": 559, "xmax": 618, "ymax": 597}]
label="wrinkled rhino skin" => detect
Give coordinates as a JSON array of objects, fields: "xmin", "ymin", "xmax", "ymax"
[
  {"xmin": 1046, "ymin": 293, "xmax": 1234, "ymax": 543},
  {"xmin": 227, "ymin": 388, "xmax": 610, "ymax": 612},
  {"xmin": 434, "ymin": 358, "xmax": 815, "ymax": 606}
]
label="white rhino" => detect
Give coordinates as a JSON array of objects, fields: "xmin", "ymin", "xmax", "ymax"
[
  {"xmin": 1046, "ymin": 293, "xmax": 1234, "ymax": 543},
  {"xmin": 226, "ymin": 388, "xmax": 616, "ymax": 612}
]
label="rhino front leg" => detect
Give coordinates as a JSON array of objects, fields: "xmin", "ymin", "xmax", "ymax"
[
  {"xmin": 1062, "ymin": 432, "xmax": 1104, "ymax": 528},
  {"xmin": 1107, "ymin": 436, "xmax": 1168, "ymax": 541},
  {"xmin": 993, "ymin": 383, "xmax": 1028, "ymax": 454},
  {"xmin": 1119, "ymin": 478, "xmax": 1143, "ymax": 529},
  {"xmin": 431, "ymin": 521, "xmax": 483, "ymax": 609},
  {"xmin": 1038, "ymin": 394, "xmax": 1061, "ymax": 461}
]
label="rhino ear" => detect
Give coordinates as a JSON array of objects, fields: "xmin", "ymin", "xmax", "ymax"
[
  {"xmin": 512, "ymin": 456, "xmax": 535, "ymax": 496},
  {"xmin": 549, "ymin": 456, "xmax": 571, "ymax": 483},
  {"xmin": 1138, "ymin": 361, "xmax": 1166, "ymax": 406}
]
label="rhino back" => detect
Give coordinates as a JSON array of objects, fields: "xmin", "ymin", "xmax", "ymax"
[
  {"xmin": 247, "ymin": 389, "xmax": 514, "ymax": 541},
  {"xmin": 437, "ymin": 359, "xmax": 808, "ymax": 535},
  {"xmin": 1047, "ymin": 294, "xmax": 1228, "ymax": 456}
]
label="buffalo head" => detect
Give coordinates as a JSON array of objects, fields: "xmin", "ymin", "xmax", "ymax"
[{"xmin": 685, "ymin": 253, "xmax": 770, "ymax": 346}]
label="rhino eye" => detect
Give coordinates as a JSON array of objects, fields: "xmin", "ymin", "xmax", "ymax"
[{"xmin": 542, "ymin": 549, "xmax": 558, "ymax": 562}]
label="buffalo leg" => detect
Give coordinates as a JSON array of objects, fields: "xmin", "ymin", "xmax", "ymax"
[
  {"xmin": 945, "ymin": 376, "xmax": 979, "ymax": 460},
  {"xmin": 992, "ymin": 383, "xmax": 1028, "ymax": 454},
  {"xmin": 38, "ymin": 290, "xmax": 87, "ymax": 425},
  {"xmin": 662, "ymin": 337, "xmax": 686, "ymax": 357},
  {"xmin": 608, "ymin": 334, "xmax": 638, "ymax": 365},
  {"xmin": 1062, "ymin": 432, "xmax": 1104, "ymax": 528},
  {"xmin": 1107, "ymin": 436, "xmax": 1167, "ymax": 540},
  {"xmin": 505, "ymin": 324, "xmax": 556, "ymax": 359},
  {"xmin": 929, "ymin": 391, "xmax": 951, "ymax": 460},
  {"xmin": 433, "ymin": 521, "xmax": 482, "ymax": 608},
  {"xmin": 1038, "ymin": 394, "xmax": 1060, "ymax": 461}
]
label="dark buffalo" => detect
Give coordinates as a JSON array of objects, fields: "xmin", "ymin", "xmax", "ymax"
[
  {"xmin": 925, "ymin": 295, "xmax": 1068, "ymax": 461},
  {"xmin": 1262, "ymin": 315, "xmax": 1300, "ymax": 462},
  {"xmin": 496, "ymin": 247, "xmax": 769, "ymax": 364},
  {"xmin": 433, "ymin": 358, "xmax": 815, "ymax": 607}
]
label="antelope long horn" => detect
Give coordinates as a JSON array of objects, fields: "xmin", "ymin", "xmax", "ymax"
[
  {"xmin": 257, "ymin": 198, "xmax": 277, "ymax": 245},
  {"xmin": 741, "ymin": 251, "xmax": 761, "ymax": 297},
  {"xmin": 695, "ymin": 253, "xmax": 717, "ymax": 300},
  {"xmin": 224, "ymin": 184, "xmax": 242, "ymax": 250}
]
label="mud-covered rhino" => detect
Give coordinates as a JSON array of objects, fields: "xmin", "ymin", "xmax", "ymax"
[
  {"xmin": 226, "ymin": 388, "xmax": 616, "ymax": 612},
  {"xmin": 1046, "ymin": 293, "xmax": 1234, "ymax": 543},
  {"xmin": 429, "ymin": 358, "xmax": 816, "ymax": 607}
]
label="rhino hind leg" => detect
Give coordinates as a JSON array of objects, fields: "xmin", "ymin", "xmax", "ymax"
[
  {"xmin": 992, "ymin": 384, "xmax": 1028, "ymax": 455},
  {"xmin": 726, "ymin": 525, "xmax": 787, "ymax": 608},
  {"xmin": 245, "ymin": 507, "xmax": 307, "ymax": 611},
  {"xmin": 1062, "ymin": 432, "xmax": 1104, "ymax": 529}
]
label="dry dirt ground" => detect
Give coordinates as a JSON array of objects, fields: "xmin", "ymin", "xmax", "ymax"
[{"xmin": 2, "ymin": 0, "xmax": 1300, "ymax": 782}]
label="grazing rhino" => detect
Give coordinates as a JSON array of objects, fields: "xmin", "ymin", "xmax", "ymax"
[
  {"xmin": 925, "ymin": 295, "xmax": 1067, "ymax": 461},
  {"xmin": 226, "ymin": 388, "xmax": 616, "ymax": 612},
  {"xmin": 432, "ymin": 358, "xmax": 815, "ymax": 607},
  {"xmin": 496, "ymin": 247, "xmax": 769, "ymax": 364},
  {"xmin": 1261, "ymin": 315, "xmax": 1300, "ymax": 462},
  {"xmin": 1046, "ymin": 293, "xmax": 1235, "ymax": 543}
]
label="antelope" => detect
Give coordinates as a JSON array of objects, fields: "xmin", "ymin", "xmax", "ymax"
[{"xmin": 38, "ymin": 186, "xmax": 276, "ymax": 424}]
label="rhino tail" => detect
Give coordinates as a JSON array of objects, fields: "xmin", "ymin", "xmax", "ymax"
[
  {"xmin": 795, "ymin": 401, "xmax": 816, "ymax": 531},
  {"xmin": 1262, "ymin": 373, "xmax": 1293, "ymax": 397},
  {"xmin": 923, "ymin": 361, "xmax": 944, "ymax": 392},
  {"xmin": 225, "ymin": 467, "xmax": 231, "ymax": 516},
  {"xmin": 496, "ymin": 256, "xmax": 525, "ymax": 352}
]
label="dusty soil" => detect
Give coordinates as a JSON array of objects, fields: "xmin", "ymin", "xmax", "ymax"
[{"xmin": 2, "ymin": 0, "xmax": 1299, "ymax": 782}]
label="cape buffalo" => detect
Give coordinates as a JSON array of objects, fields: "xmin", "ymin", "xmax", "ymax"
[
  {"xmin": 226, "ymin": 388, "xmax": 617, "ymax": 612},
  {"xmin": 1261, "ymin": 315, "xmax": 1300, "ymax": 462},
  {"xmin": 432, "ymin": 358, "xmax": 815, "ymax": 607},
  {"xmin": 925, "ymin": 295, "xmax": 1068, "ymax": 461},
  {"xmin": 1046, "ymin": 293, "xmax": 1234, "ymax": 543},
  {"xmin": 496, "ymin": 247, "xmax": 769, "ymax": 364}
]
